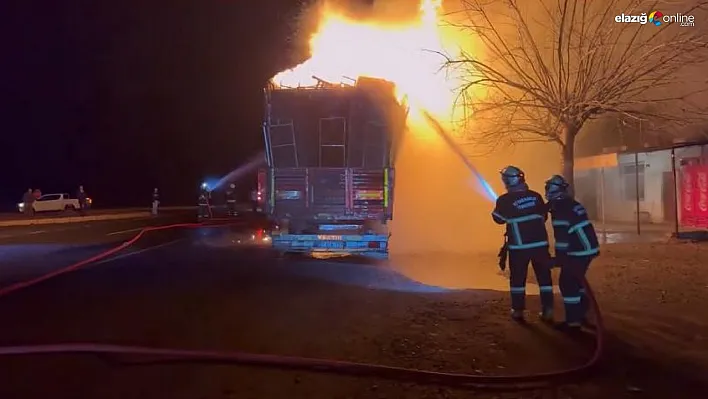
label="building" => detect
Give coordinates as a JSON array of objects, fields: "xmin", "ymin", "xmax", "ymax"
[{"xmin": 574, "ymin": 141, "xmax": 708, "ymax": 224}]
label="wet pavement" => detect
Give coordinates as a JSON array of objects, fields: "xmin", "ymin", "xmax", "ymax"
[{"xmin": 599, "ymin": 231, "xmax": 670, "ymax": 244}]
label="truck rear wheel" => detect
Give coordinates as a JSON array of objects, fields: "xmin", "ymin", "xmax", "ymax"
[
  {"xmin": 280, "ymin": 219, "xmax": 307, "ymax": 235},
  {"xmin": 64, "ymin": 205, "xmax": 76, "ymax": 212},
  {"xmin": 363, "ymin": 220, "xmax": 389, "ymax": 236}
]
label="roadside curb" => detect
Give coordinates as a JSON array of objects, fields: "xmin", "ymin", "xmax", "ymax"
[{"xmin": 0, "ymin": 212, "xmax": 151, "ymax": 227}]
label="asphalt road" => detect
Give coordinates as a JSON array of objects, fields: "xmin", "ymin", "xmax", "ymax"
[
  {"xmin": 0, "ymin": 208, "xmax": 151, "ymax": 221},
  {"xmin": 0, "ymin": 211, "xmax": 201, "ymax": 288},
  {"xmin": 0, "ymin": 214, "xmax": 706, "ymax": 398}
]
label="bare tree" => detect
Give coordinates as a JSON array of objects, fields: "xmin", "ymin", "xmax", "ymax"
[{"xmin": 443, "ymin": 0, "xmax": 708, "ymax": 185}]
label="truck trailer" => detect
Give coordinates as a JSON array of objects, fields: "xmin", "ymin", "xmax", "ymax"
[{"xmin": 259, "ymin": 77, "xmax": 407, "ymax": 257}]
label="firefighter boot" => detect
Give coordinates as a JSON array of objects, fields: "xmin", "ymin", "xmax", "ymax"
[
  {"xmin": 554, "ymin": 321, "xmax": 583, "ymax": 334},
  {"xmin": 511, "ymin": 309, "xmax": 525, "ymax": 323},
  {"xmin": 539, "ymin": 308, "xmax": 554, "ymax": 324}
]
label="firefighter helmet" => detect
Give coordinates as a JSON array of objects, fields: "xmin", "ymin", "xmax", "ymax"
[
  {"xmin": 500, "ymin": 165, "xmax": 525, "ymax": 189},
  {"xmin": 544, "ymin": 175, "xmax": 569, "ymax": 201}
]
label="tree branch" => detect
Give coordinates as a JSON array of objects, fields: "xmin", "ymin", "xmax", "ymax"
[{"xmin": 443, "ymin": 0, "xmax": 708, "ymax": 156}]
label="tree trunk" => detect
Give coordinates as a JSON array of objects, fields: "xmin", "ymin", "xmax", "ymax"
[{"xmin": 561, "ymin": 124, "xmax": 578, "ymax": 189}]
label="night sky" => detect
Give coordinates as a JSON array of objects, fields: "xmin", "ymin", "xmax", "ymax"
[{"xmin": 1, "ymin": 0, "xmax": 306, "ymax": 209}]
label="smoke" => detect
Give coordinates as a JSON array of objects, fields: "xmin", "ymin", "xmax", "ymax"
[
  {"xmin": 324, "ymin": 0, "xmax": 422, "ymax": 22},
  {"xmin": 388, "ymin": 120, "xmax": 560, "ymax": 255},
  {"xmin": 423, "ymin": 111, "xmax": 498, "ymax": 201},
  {"xmin": 386, "ymin": 117, "xmax": 560, "ymax": 290}
]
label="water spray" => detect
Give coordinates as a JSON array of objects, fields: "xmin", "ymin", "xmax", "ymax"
[
  {"xmin": 213, "ymin": 152, "xmax": 267, "ymax": 191},
  {"xmin": 422, "ymin": 111, "xmax": 498, "ymax": 202}
]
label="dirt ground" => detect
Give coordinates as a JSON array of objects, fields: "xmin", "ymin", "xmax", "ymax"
[{"xmin": 0, "ymin": 238, "xmax": 707, "ymax": 398}]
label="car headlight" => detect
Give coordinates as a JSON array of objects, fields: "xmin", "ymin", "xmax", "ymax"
[{"xmin": 17, "ymin": 203, "xmax": 24, "ymax": 209}]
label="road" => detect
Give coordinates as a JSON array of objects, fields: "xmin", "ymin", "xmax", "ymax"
[
  {"xmin": 0, "ymin": 215, "xmax": 707, "ymax": 398},
  {"xmin": 0, "ymin": 208, "xmax": 154, "ymax": 221},
  {"xmin": 0, "ymin": 211, "xmax": 199, "ymax": 289}
]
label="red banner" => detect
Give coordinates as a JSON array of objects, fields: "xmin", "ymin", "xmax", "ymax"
[{"xmin": 680, "ymin": 164, "xmax": 708, "ymax": 228}]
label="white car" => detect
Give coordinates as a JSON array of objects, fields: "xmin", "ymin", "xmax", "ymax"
[{"xmin": 18, "ymin": 193, "xmax": 83, "ymax": 213}]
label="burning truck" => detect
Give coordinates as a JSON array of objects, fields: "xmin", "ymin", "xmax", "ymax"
[{"xmin": 256, "ymin": 76, "xmax": 407, "ymax": 257}]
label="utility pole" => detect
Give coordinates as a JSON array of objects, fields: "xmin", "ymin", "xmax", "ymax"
[{"xmin": 635, "ymin": 120, "xmax": 642, "ymax": 235}]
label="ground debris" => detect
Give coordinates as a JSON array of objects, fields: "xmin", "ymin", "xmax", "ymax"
[
  {"xmin": 1, "ymin": 242, "xmax": 708, "ymax": 398},
  {"xmin": 625, "ymin": 385, "xmax": 642, "ymax": 392}
]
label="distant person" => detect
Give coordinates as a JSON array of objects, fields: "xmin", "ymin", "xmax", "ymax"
[
  {"xmin": 198, "ymin": 184, "xmax": 211, "ymax": 219},
  {"xmin": 152, "ymin": 188, "xmax": 160, "ymax": 215},
  {"xmin": 251, "ymin": 189, "xmax": 259, "ymax": 213},
  {"xmin": 545, "ymin": 175, "xmax": 600, "ymax": 332},
  {"xmin": 226, "ymin": 183, "xmax": 237, "ymax": 216},
  {"xmin": 77, "ymin": 185, "xmax": 88, "ymax": 215},
  {"xmin": 22, "ymin": 189, "xmax": 35, "ymax": 216},
  {"xmin": 492, "ymin": 165, "xmax": 554, "ymax": 323}
]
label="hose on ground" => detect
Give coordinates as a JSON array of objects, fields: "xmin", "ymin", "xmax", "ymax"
[
  {"xmin": 0, "ymin": 220, "xmax": 230, "ymax": 297},
  {"xmin": 0, "ymin": 221, "xmax": 604, "ymax": 391}
]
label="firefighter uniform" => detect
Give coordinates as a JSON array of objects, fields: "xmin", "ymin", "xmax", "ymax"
[
  {"xmin": 492, "ymin": 166, "xmax": 554, "ymax": 322},
  {"xmin": 545, "ymin": 175, "xmax": 600, "ymax": 330},
  {"xmin": 226, "ymin": 184, "xmax": 237, "ymax": 216},
  {"xmin": 152, "ymin": 188, "xmax": 160, "ymax": 215},
  {"xmin": 77, "ymin": 186, "xmax": 88, "ymax": 216},
  {"xmin": 22, "ymin": 189, "xmax": 34, "ymax": 216},
  {"xmin": 198, "ymin": 186, "xmax": 211, "ymax": 219}
]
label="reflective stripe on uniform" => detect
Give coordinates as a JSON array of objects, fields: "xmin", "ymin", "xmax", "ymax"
[
  {"xmin": 568, "ymin": 248, "xmax": 599, "ymax": 256},
  {"xmin": 508, "ymin": 214, "xmax": 544, "ymax": 223},
  {"xmin": 510, "ymin": 286, "xmax": 526, "ymax": 294},
  {"xmin": 539, "ymin": 285, "xmax": 553, "ymax": 293},
  {"xmin": 554, "ymin": 242, "xmax": 569, "ymax": 249},
  {"xmin": 568, "ymin": 220, "xmax": 591, "ymax": 233},
  {"xmin": 578, "ymin": 229, "xmax": 592, "ymax": 250},
  {"xmin": 492, "ymin": 211, "xmax": 507, "ymax": 222},
  {"xmin": 563, "ymin": 296, "xmax": 582, "ymax": 304},
  {"xmin": 552, "ymin": 220, "xmax": 570, "ymax": 226},
  {"xmin": 511, "ymin": 222, "xmax": 522, "ymax": 246},
  {"xmin": 508, "ymin": 241, "xmax": 549, "ymax": 250},
  {"xmin": 568, "ymin": 220, "xmax": 599, "ymax": 256},
  {"xmin": 506, "ymin": 214, "xmax": 546, "ymax": 249}
]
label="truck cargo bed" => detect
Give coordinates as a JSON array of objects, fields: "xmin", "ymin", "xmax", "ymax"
[
  {"xmin": 267, "ymin": 167, "xmax": 393, "ymax": 223},
  {"xmin": 260, "ymin": 78, "xmax": 403, "ymax": 257}
]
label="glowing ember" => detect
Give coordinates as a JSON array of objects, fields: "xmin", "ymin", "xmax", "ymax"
[{"xmin": 272, "ymin": 0, "xmax": 462, "ymax": 124}]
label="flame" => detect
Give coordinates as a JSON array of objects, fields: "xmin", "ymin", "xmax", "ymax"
[{"xmin": 272, "ymin": 0, "xmax": 464, "ymax": 126}]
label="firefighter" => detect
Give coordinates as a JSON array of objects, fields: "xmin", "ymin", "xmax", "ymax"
[
  {"xmin": 22, "ymin": 189, "xmax": 35, "ymax": 216},
  {"xmin": 152, "ymin": 188, "xmax": 160, "ymax": 216},
  {"xmin": 492, "ymin": 166, "xmax": 554, "ymax": 322},
  {"xmin": 545, "ymin": 175, "xmax": 600, "ymax": 332},
  {"xmin": 225, "ymin": 183, "xmax": 237, "ymax": 216},
  {"xmin": 198, "ymin": 183, "xmax": 211, "ymax": 219},
  {"xmin": 77, "ymin": 185, "xmax": 88, "ymax": 216}
]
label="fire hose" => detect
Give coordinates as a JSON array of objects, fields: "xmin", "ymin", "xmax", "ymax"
[{"xmin": 0, "ymin": 222, "xmax": 605, "ymax": 391}]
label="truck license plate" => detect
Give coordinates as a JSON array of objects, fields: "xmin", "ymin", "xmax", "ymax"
[
  {"xmin": 317, "ymin": 235, "xmax": 342, "ymax": 240},
  {"xmin": 319, "ymin": 241, "xmax": 344, "ymax": 249}
]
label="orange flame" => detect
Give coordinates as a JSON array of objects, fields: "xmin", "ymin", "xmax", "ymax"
[{"xmin": 272, "ymin": 0, "xmax": 464, "ymax": 125}]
